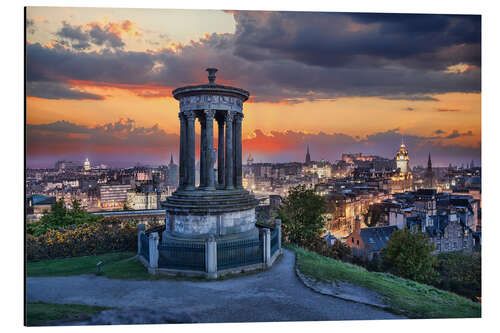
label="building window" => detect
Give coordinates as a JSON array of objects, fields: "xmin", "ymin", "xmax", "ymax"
[
  {"xmin": 352, "ymin": 237, "xmax": 354, "ymax": 243},
  {"xmin": 356, "ymin": 240, "xmax": 359, "ymax": 245}
]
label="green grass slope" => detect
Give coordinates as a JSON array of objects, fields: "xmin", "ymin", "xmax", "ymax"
[
  {"xmin": 26, "ymin": 302, "xmax": 109, "ymax": 326},
  {"xmin": 287, "ymin": 244, "xmax": 481, "ymax": 319}
]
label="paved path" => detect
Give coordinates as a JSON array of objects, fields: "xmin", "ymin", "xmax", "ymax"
[{"xmin": 27, "ymin": 249, "xmax": 403, "ymax": 325}]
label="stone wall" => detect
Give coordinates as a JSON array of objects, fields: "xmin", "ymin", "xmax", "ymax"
[{"xmin": 168, "ymin": 208, "xmax": 256, "ymax": 238}]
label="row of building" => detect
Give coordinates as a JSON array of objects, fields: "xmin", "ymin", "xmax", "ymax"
[{"xmin": 335, "ymin": 189, "xmax": 481, "ymax": 260}]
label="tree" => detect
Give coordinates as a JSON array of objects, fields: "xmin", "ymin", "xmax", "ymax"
[
  {"xmin": 27, "ymin": 198, "xmax": 101, "ymax": 237},
  {"xmin": 382, "ymin": 227, "xmax": 438, "ymax": 284},
  {"xmin": 277, "ymin": 184, "xmax": 326, "ymax": 246},
  {"xmin": 436, "ymin": 251, "xmax": 481, "ymax": 300}
]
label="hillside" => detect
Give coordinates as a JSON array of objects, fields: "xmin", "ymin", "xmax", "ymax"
[{"xmin": 287, "ymin": 245, "xmax": 481, "ymax": 319}]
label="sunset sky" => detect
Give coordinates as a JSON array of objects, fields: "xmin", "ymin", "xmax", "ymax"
[{"xmin": 26, "ymin": 7, "xmax": 481, "ymax": 168}]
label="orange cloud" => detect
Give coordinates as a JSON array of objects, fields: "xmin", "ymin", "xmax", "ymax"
[
  {"xmin": 437, "ymin": 107, "xmax": 461, "ymax": 112},
  {"xmin": 67, "ymin": 79, "xmax": 174, "ymax": 98},
  {"xmin": 86, "ymin": 20, "xmax": 142, "ymax": 39}
]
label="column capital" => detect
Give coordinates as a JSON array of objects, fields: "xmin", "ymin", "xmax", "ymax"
[
  {"xmin": 178, "ymin": 112, "xmax": 185, "ymax": 120},
  {"xmin": 234, "ymin": 112, "xmax": 244, "ymax": 122},
  {"xmin": 224, "ymin": 110, "xmax": 235, "ymax": 122},
  {"xmin": 204, "ymin": 109, "xmax": 216, "ymax": 120},
  {"xmin": 184, "ymin": 110, "xmax": 196, "ymax": 120}
]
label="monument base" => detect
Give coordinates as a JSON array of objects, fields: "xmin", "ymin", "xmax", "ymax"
[{"xmin": 161, "ymin": 188, "xmax": 260, "ymax": 240}]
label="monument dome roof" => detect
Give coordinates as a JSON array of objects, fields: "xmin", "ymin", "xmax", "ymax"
[{"xmin": 172, "ymin": 68, "xmax": 249, "ymax": 101}]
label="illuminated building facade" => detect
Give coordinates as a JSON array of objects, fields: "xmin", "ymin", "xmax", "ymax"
[
  {"xmin": 395, "ymin": 143, "xmax": 409, "ymax": 175},
  {"xmin": 391, "ymin": 142, "xmax": 413, "ymax": 193}
]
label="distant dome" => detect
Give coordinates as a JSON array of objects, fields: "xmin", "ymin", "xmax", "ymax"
[{"xmin": 396, "ymin": 144, "xmax": 409, "ymax": 160}]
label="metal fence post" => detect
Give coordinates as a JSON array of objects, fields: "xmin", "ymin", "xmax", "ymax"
[
  {"xmin": 137, "ymin": 224, "xmax": 145, "ymax": 255},
  {"xmin": 275, "ymin": 219, "xmax": 282, "ymax": 254},
  {"xmin": 206, "ymin": 235, "xmax": 217, "ymax": 279},
  {"xmin": 149, "ymin": 232, "xmax": 159, "ymax": 270},
  {"xmin": 263, "ymin": 228, "xmax": 271, "ymax": 267}
]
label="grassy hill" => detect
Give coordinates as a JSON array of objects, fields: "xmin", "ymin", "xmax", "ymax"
[
  {"xmin": 26, "ymin": 302, "xmax": 109, "ymax": 326},
  {"xmin": 287, "ymin": 244, "xmax": 481, "ymax": 319}
]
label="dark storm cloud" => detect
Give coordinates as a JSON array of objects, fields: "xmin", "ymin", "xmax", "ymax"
[
  {"xmin": 88, "ymin": 23, "xmax": 125, "ymax": 48},
  {"xmin": 26, "ymin": 11, "xmax": 481, "ymax": 102},
  {"xmin": 26, "ymin": 42, "xmax": 157, "ymax": 84},
  {"xmin": 56, "ymin": 22, "xmax": 90, "ymax": 47},
  {"xmin": 27, "ymin": 119, "xmax": 179, "ymax": 151},
  {"xmin": 231, "ymin": 12, "xmax": 481, "ymax": 69},
  {"xmin": 55, "ymin": 21, "xmax": 125, "ymax": 50},
  {"xmin": 26, "ymin": 81, "xmax": 104, "ymax": 100}
]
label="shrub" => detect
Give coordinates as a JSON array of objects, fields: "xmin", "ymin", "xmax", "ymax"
[
  {"xmin": 435, "ymin": 251, "xmax": 481, "ymax": 300},
  {"xmin": 27, "ymin": 217, "xmax": 139, "ymax": 261},
  {"xmin": 301, "ymin": 236, "xmax": 352, "ymax": 262},
  {"xmin": 27, "ymin": 199, "xmax": 102, "ymax": 237}
]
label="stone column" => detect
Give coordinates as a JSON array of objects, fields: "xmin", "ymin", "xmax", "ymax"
[
  {"xmin": 185, "ymin": 111, "xmax": 196, "ymax": 190},
  {"xmin": 178, "ymin": 112, "xmax": 186, "ymax": 189},
  {"xmin": 275, "ymin": 219, "xmax": 282, "ymax": 254},
  {"xmin": 199, "ymin": 114, "xmax": 206, "ymax": 188},
  {"xmin": 148, "ymin": 232, "xmax": 159, "ymax": 271},
  {"xmin": 263, "ymin": 228, "xmax": 271, "ymax": 267},
  {"xmin": 217, "ymin": 116, "xmax": 225, "ymax": 186},
  {"xmin": 137, "ymin": 224, "xmax": 145, "ymax": 255},
  {"xmin": 204, "ymin": 109, "xmax": 216, "ymax": 190},
  {"xmin": 234, "ymin": 113, "xmax": 243, "ymax": 189},
  {"xmin": 224, "ymin": 111, "xmax": 234, "ymax": 190},
  {"xmin": 205, "ymin": 235, "xmax": 217, "ymax": 279}
]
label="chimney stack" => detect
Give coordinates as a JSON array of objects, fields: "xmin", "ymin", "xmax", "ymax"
[{"xmin": 354, "ymin": 215, "xmax": 361, "ymax": 234}]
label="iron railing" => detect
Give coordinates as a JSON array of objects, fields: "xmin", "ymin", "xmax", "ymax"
[
  {"xmin": 270, "ymin": 228, "xmax": 279, "ymax": 256},
  {"xmin": 158, "ymin": 241, "xmax": 206, "ymax": 271},
  {"xmin": 140, "ymin": 233, "xmax": 150, "ymax": 261},
  {"xmin": 217, "ymin": 238, "xmax": 263, "ymax": 270}
]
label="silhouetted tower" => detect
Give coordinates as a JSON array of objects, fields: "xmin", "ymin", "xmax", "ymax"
[
  {"xmin": 167, "ymin": 153, "xmax": 179, "ymax": 187},
  {"xmin": 305, "ymin": 144, "xmax": 311, "ymax": 164},
  {"xmin": 424, "ymin": 153, "xmax": 434, "ymax": 188}
]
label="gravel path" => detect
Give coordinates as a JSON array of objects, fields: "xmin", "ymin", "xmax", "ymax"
[{"xmin": 27, "ymin": 249, "xmax": 403, "ymax": 325}]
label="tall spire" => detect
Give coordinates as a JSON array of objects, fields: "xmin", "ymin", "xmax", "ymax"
[
  {"xmin": 427, "ymin": 152, "xmax": 432, "ymax": 169},
  {"xmin": 305, "ymin": 144, "xmax": 311, "ymax": 164},
  {"xmin": 169, "ymin": 153, "xmax": 174, "ymax": 165}
]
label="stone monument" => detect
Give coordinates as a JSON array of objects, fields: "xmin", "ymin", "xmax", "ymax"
[{"xmin": 162, "ymin": 68, "xmax": 259, "ymax": 243}]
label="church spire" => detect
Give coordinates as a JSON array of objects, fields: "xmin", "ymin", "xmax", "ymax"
[
  {"xmin": 169, "ymin": 153, "xmax": 174, "ymax": 165},
  {"xmin": 427, "ymin": 152, "xmax": 432, "ymax": 170},
  {"xmin": 305, "ymin": 144, "xmax": 311, "ymax": 164}
]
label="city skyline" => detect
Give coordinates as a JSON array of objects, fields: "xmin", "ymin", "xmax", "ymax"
[{"xmin": 26, "ymin": 8, "xmax": 481, "ymax": 168}]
